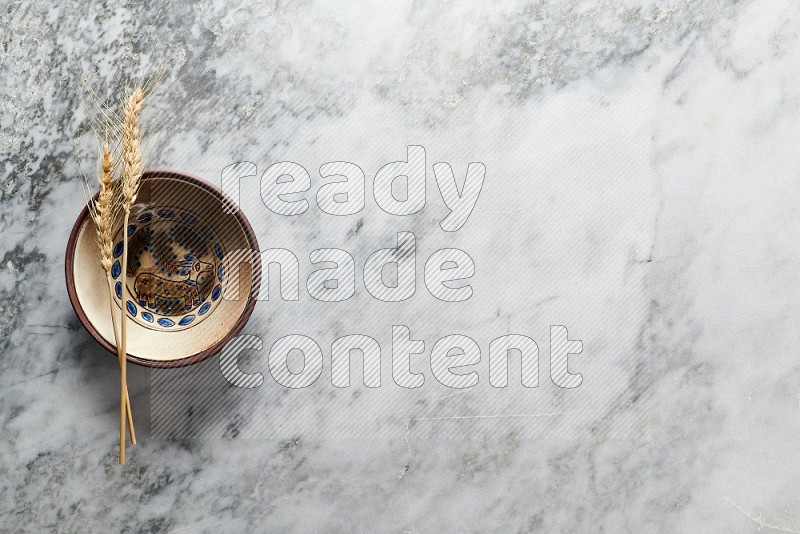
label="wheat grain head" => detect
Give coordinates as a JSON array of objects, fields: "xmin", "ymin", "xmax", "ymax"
[
  {"xmin": 85, "ymin": 141, "xmax": 122, "ymax": 274},
  {"xmin": 121, "ymin": 86, "xmax": 145, "ymax": 208}
]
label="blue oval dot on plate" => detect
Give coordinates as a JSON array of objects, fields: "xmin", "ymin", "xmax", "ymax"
[
  {"xmin": 178, "ymin": 315, "xmax": 195, "ymax": 326},
  {"xmin": 113, "ymin": 242, "xmax": 123, "ymax": 258},
  {"xmin": 126, "ymin": 301, "xmax": 137, "ymax": 317},
  {"xmin": 201, "ymin": 227, "xmax": 214, "ymax": 239},
  {"xmin": 115, "ymin": 281, "xmax": 122, "ymax": 298},
  {"xmin": 158, "ymin": 209, "xmax": 174, "ymax": 218},
  {"xmin": 141, "ymin": 311, "xmax": 154, "ymax": 323},
  {"xmin": 157, "ymin": 318, "xmax": 174, "ymax": 328},
  {"xmin": 111, "ymin": 261, "xmax": 121, "ymax": 279},
  {"xmin": 137, "ymin": 212, "xmax": 153, "ymax": 223},
  {"xmin": 181, "ymin": 213, "xmax": 197, "ymax": 224},
  {"xmin": 212, "ymin": 285, "xmax": 221, "ymax": 301},
  {"xmin": 127, "ymin": 224, "xmax": 137, "ymax": 236},
  {"xmin": 198, "ymin": 302, "xmax": 211, "ymax": 315},
  {"xmin": 214, "ymin": 244, "xmax": 224, "ymax": 260},
  {"xmin": 218, "ymin": 265, "xmax": 225, "ymax": 281}
]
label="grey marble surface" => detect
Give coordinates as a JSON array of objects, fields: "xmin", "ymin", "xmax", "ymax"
[{"xmin": 3, "ymin": 0, "xmax": 800, "ymax": 532}]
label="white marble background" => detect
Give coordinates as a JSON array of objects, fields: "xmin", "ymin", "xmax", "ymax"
[{"xmin": 3, "ymin": 0, "xmax": 800, "ymax": 532}]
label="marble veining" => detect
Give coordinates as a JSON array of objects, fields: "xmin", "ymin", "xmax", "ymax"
[{"xmin": 3, "ymin": 0, "xmax": 800, "ymax": 532}]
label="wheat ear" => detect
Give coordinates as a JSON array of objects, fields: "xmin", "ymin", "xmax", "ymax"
[{"xmin": 119, "ymin": 87, "xmax": 145, "ymax": 465}]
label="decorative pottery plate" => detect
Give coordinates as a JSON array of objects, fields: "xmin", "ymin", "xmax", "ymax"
[{"xmin": 65, "ymin": 170, "xmax": 261, "ymax": 367}]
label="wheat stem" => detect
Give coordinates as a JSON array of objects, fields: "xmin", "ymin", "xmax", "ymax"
[
  {"xmin": 105, "ymin": 274, "xmax": 136, "ymax": 442},
  {"xmin": 105, "ymin": 277, "xmax": 127, "ymax": 463},
  {"xmin": 104, "ymin": 274, "xmax": 136, "ymax": 445},
  {"xmin": 120, "ymin": 209, "xmax": 131, "ymax": 464}
]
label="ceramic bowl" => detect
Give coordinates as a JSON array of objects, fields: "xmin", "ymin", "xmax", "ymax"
[{"xmin": 65, "ymin": 170, "xmax": 261, "ymax": 367}]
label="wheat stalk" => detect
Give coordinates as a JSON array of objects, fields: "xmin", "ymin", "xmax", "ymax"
[
  {"xmin": 83, "ymin": 72, "xmax": 162, "ymax": 463},
  {"xmin": 86, "ymin": 141, "xmax": 136, "ymax": 463},
  {"xmin": 118, "ymin": 85, "xmax": 148, "ymax": 464}
]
